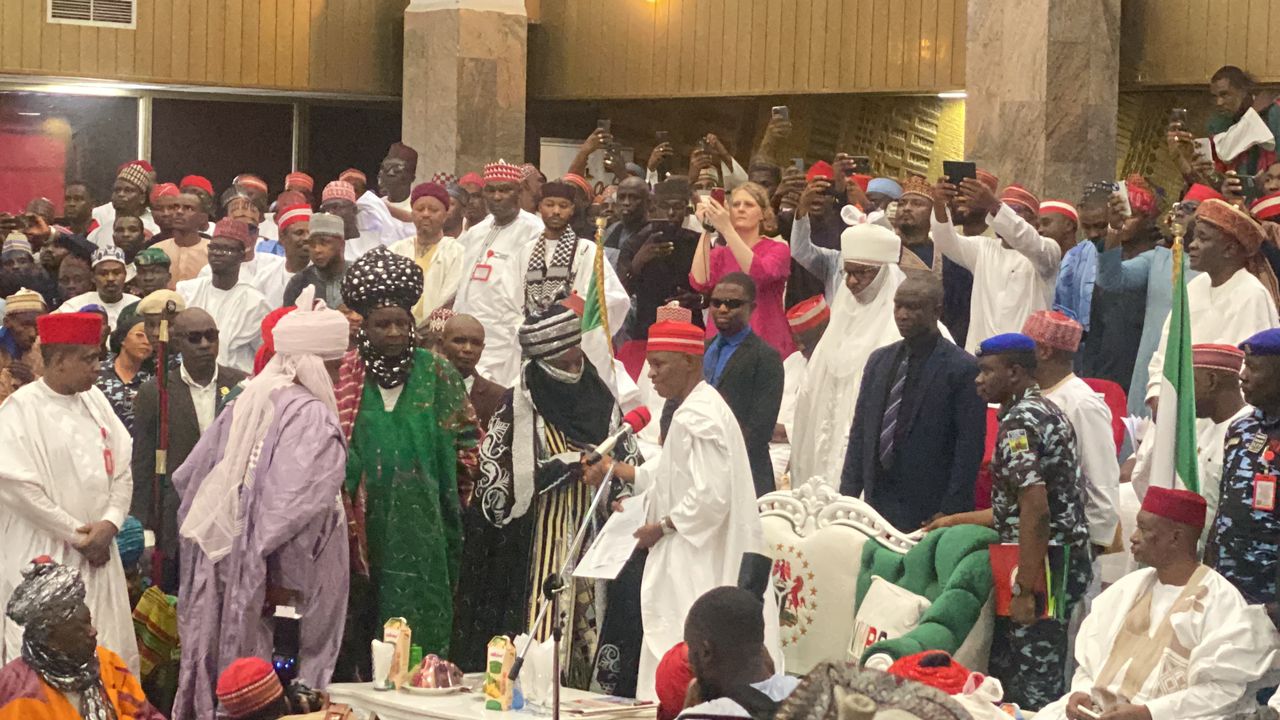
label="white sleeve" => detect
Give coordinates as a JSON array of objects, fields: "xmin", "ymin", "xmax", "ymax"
[
  {"xmin": 929, "ymin": 209, "xmax": 982, "ymax": 271},
  {"xmin": 988, "ymin": 203, "xmax": 1062, "ymax": 279},
  {"xmin": 1146, "ymin": 314, "xmax": 1172, "ymax": 401},
  {"xmin": 0, "ymin": 406, "xmax": 82, "ymax": 543},
  {"xmin": 1072, "ymin": 397, "xmax": 1121, "ymax": 546},
  {"xmin": 102, "ymin": 402, "xmax": 133, "ymax": 530},
  {"xmin": 723, "ymin": 157, "xmax": 749, "ymax": 191}
]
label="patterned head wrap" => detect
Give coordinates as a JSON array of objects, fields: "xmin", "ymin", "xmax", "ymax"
[
  {"xmin": 425, "ymin": 307, "xmax": 457, "ymax": 337},
  {"xmin": 115, "ymin": 516, "xmax": 145, "ymax": 568},
  {"xmin": 6, "ymin": 557, "xmax": 85, "ymax": 630},
  {"xmin": 519, "ymin": 304, "xmax": 582, "ymax": 361},
  {"xmin": 341, "ymin": 246, "xmax": 424, "ymax": 318}
]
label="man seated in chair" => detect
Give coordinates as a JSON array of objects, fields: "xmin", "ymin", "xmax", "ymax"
[{"xmin": 1037, "ymin": 487, "xmax": 1280, "ymax": 720}]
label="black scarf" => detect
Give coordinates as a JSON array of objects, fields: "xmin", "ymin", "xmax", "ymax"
[
  {"xmin": 525, "ymin": 358, "xmax": 614, "ymax": 445},
  {"xmin": 22, "ymin": 640, "xmax": 116, "ymax": 720},
  {"xmin": 524, "ymin": 228, "xmax": 579, "ymax": 315},
  {"xmin": 356, "ymin": 326, "xmax": 417, "ymax": 390}
]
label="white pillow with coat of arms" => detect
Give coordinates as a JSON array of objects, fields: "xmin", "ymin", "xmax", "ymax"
[{"xmin": 849, "ymin": 576, "xmax": 932, "ymax": 663}]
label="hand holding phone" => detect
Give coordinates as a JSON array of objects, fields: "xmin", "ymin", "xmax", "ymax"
[
  {"xmin": 851, "ymin": 155, "xmax": 872, "ymax": 175},
  {"xmin": 1169, "ymin": 107, "xmax": 1188, "ymax": 130},
  {"xmin": 942, "ymin": 160, "xmax": 977, "ymax": 187}
]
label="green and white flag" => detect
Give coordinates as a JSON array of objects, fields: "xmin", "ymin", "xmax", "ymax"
[{"xmin": 1149, "ymin": 237, "xmax": 1200, "ymax": 494}]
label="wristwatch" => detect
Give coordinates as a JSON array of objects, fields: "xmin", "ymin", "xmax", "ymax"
[{"xmin": 661, "ymin": 516, "xmax": 676, "ymax": 536}]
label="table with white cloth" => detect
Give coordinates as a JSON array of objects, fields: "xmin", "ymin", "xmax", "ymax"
[{"xmin": 326, "ymin": 683, "xmax": 657, "ymax": 720}]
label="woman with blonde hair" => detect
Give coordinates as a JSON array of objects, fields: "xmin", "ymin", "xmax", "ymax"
[{"xmin": 689, "ymin": 181, "xmax": 795, "ymax": 355}]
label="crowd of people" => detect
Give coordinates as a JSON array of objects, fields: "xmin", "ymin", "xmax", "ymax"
[{"xmin": 6, "ymin": 62, "xmax": 1280, "ymax": 719}]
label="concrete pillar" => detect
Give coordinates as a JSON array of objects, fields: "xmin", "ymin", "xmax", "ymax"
[
  {"xmin": 402, "ymin": 0, "xmax": 528, "ymax": 179},
  {"xmin": 965, "ymin": 0, "xmax": 1121, "ymax": 200}
]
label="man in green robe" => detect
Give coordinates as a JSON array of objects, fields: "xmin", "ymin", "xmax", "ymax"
[{"xmin": 333, "ymin": 246, "xmax": 479, "ymax": 677}]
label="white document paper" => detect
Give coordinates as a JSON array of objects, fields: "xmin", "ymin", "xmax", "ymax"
[{"xmin": 573, "ymin": 494, "xmax": 649, "ymax": 580}]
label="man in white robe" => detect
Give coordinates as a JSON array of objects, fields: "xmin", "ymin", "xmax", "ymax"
[
  {"xmin": 0, "ymin": 312, "xmax": 138, "ymax": 674},
  {"xmin": 1037, "ymin": 486, "xmax": 1280, "ymax": 720},
  {"xmin": 584, "ymin": 318, "xmax": 775, "ymax": 701},
  {"xmin": 931, "ymin": 180, "xmax": 1062, "ymax": 353},
  {"xmin": 176, "ymin": 219, "xmax": 271, "ymax": 373},
  {"xmin": 1145, "ymin": 199, "xmax": 1279, "ymax": 409},
  {"xmin": 55, "ymin": 246, "xmax": 140, "ymax": 330},
  {"xmin": 790, "ymin": 221, "xmax": 906, "ymax": 489},
  {"xmin": 771, "ymin": 296, "xmax": 829, "ymax": 485},
  {"xmin": 453, "ymin": 161, "xmax": 545, "ymax": 387},
  {"xmin": 88, "ymin": 160, "xmax": 160, "ymax": 249}
]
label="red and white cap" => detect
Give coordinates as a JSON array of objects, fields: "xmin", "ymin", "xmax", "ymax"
[
  {"xmin": 1251, "ymin": 190, "xmax": 1280, "ymax": 223},
  {"xmin": 786, "ymin": 295, "xmax": 830, "ymax": 334},
  {"xmin": 483, "ymin": 160, "xmax": 523, "ymax": 185},
  {"xmin": 1038, "ymin": 200, "xmax": 1078, "ymax": 224},
  {"xmin": 276, "ymin": 204, "xmax": 312, "ymax": 232},
  {"xmin": 647, "ymin": 321, "xmax": 705, "ymax": 356}
]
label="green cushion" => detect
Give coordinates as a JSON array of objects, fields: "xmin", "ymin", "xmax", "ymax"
[{"xmin": 853, "ymin": 524, "xmax": 998, "ymax": 663}]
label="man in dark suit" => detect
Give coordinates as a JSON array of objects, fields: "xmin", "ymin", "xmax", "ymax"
[
  {"xmin": 704, "ymin": 272, "xmax": 784, "ymax": 497},
  {"xmin": 131, "ymin": 308, "xmax": 247, "ymax": 592},
  {"xmin": 438, "ymin": 312, "xmax": 507, "ymax": 430},
  {"xmin": 840, "ymin": 273, "xmax": 985, "ymax": 531}
]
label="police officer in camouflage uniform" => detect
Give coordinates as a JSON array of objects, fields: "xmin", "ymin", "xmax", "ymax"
[
  {"xmin": 1207, "ymin": 328, "xmax": 1280, "ymax": 608},
  {"xmin": 927, "ymin": 332, "xmax": 1092, "ymax": 710}
]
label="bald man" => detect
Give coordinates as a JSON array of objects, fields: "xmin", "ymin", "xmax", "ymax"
[
  {"xmin": 437, "ymin": 313, "xmax": 506, "ymax": 429},
  {"xmin": 130, "ymin": 308, "xmax": 247, "ymax": 592},
  {"xmin": 604, "ymin": 177, "xmax": 651, "ymax": 268}
]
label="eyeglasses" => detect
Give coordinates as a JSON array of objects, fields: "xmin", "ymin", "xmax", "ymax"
[
  {"xmin": 707, "ymin": 297, "xmax": 747, "ymax": 310},
  {"xmin": 183, "ymin": 329, "xmax": 219, "ymax": 344},
  {"xmin": 207, "ymin": 245, "xmax": 243, "ymax": 257}
]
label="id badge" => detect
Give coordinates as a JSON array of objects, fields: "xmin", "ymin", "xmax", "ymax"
[
  {"xmin": 471, "ymin": 264, "xmax": 492, "ymax": 282},
  {"xmin": 1254, "ymin": 473, "xmax": 1277, "ymax": 512}
]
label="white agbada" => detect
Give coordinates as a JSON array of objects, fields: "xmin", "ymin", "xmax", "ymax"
[
  {"xmin": 1036, "ymin": 566, "xmax": 1280, "ymax": 720},
  {"xmin": 355, "ymin": 190, "xmax": 411, "ymax": 250},
  {"xmin": 388, "ymin": 234, "xmax": 467, "ymax": 323},
  {"xmin": 770, "ymin": 351, "xmax": 808, "ymax": 483},
  {"xmin": 1043, "ymin": 374, "xmax": 1121, "ymax": 547},
  {"xmin": 55, "ymin": 291, "xmax": 141, "ymax": 331},
  {"xmin": 453, "ymin": 210, "xmax": 544, "ymax": 386},
  {"xmin": 1145, "ymin": 268, "xmax": 1278, "ymax": 401},
  {"xmin": 196, "ymin": 252, "xmax": 290, "ymax": 307},
  {"xmin": 632, "ymin": 381, "xmax": 771, "ymax": 700},
  {"xmin": 0, "ymin": 380, "xmax": 138, "ymax": 674},
  {"xmin": 931, "ymin": 204, "xmax": 1062, "ymax": 353},
  {"xmin": 789, "ymin": 265, "xmax": 905, "ymax": 489},
  {"xmin": 176, "ymin": 276, "xmax": 272, "ymax": 373},
  {"xmin": 514, "ymin": 233, "xmax": 631, "ymax": 386}
]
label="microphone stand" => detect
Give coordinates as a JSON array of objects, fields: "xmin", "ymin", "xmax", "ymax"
[{"xmin": 509, "ymin": 461, "xmax": 619, "ymax": 720}]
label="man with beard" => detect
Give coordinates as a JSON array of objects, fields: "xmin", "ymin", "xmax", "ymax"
[
  {"xmin": 517, "ymin": 181, "xmax": 630, "ymax": 385},
  {"xmin": 335, "ymin": 247, "xmax": 479, "ymax": 669},
  {"xmin": 603, "ymin": 177, "xmax": 650, "ymax": 268},
  {"xmin": 388, "ymin": 182, "xmax": 465, "ymax": 323},
  {"xmin": 454, "ymin": 161, "xmax": 545, "ymax": 386},
  {"xmin": 453, "ymin": 304, "xmax": 642, "ymax": 688},
  {"xmin": 55, "ymin": 247, "xmax": 139, "ymax": 331},
  {"xmin": 89, "ymin": 160, "xmax": 159, "ymax": 249},
  {"xmin": 257, "ymin": 204, "xmax": 311, "ymax": 307},
  {"xmin": 0, "ymin": 288, "xmax": 46, "ymax": 404},
  {"xmin": 0, "ymin": 558, "xmax": 164, "ymax": 719}
]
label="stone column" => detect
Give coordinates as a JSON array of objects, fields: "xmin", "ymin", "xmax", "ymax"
[
  {"xmin": 402, "ymin": 0, "xmax": 527, "ymax": 179},
  {"xmin": 965, "ymin": 0, "xmax": 1120, "ymax": 201}
]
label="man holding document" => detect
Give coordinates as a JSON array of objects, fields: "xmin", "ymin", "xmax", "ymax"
[{"xmin": 583, "ymin": 317, "xmax": 770, "ymax": 702}]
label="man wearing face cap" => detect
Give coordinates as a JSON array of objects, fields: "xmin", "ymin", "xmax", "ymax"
[
  {"xmin": 89, "ymin": 160, "xmax": 161, "ymax": 250},
  {"xmin": 334, "ymin": 247, "xmax": 479, "ymax": 668},
  {"xmin": 1037, "ymin": 487, "xmax": 1280, "ymax": 720},
  {"xmin": 0, "ymin": 557, "xmax": 165, "ymax": 719},
  {"xmin": 452, "ymin": 301, "xmax": 643, "ymax": 689},
  {"xmin": 171, "ymin": 287, "xmax": 351, "ymax": 720}
]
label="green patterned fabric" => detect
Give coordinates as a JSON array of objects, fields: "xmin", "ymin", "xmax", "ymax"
[
  {"xmin": 853, "ymin": 524, "xmax": 997, "ymax": 662},
  {"xmin": 346, "ymin": 349, "xmax": 474, "ymax": 655}
]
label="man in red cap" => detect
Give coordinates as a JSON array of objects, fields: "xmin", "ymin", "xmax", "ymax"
[
  {"xmin": 1145, "ymin": 199, "xmax": 1278, "ymax": 414},
  {"xmin": 175, "ymin": 219, "xmax": 272, "ymax": 373},
  {"xmin": 89, "ymin": 160, "xmax": 160, "ymax": 250},
  {"xmin": 452, "ymin": 160, "xmax": 546, "ymax": 387},
  {"xmin": 0, "ymin": 313, "xmax": 139, "ymax": 673},
  {"xmin": 768, "ymin": 295, "xmax": 829, "ymax": 485},
  {"xmin": 388, "ymin": 182, "xmax": 466, "ymax": 323},
  {"xmin": 584, "ymin": 318, "xmax": 774, "ymax": 701},
  {"xmin": 1022, "ymin": 310, "xmax": 1120, "ymax": 584},
  {"xmin": 931, "ymin": 177, "xmax": 1062, "ymax": 353},
  {"xmin": 1037, "ymin": 486, "xmax": 1280, "ymax": 720}
]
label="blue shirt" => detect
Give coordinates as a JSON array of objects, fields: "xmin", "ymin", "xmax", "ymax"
[
  {"xmin": 1053, "ymin": 240, "xmax": 1098, "ymax": 331},
  {"xmin": 1209, "ymin": 408, "xmax": 1280, "ymax": 604},
  {"xmin": 255, "ymin": 238, "xmax": 285, "ymax": 257},
  {"xmin": 703, "ymin": 325, "xmax": 751, "ymax": 386}
]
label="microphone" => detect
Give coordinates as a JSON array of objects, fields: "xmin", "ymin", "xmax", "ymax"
[{"xmin": 584, "ymin": 407, "xmax": 652, "ymax": 464}]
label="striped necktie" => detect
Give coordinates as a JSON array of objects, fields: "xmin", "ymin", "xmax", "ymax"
[{"xmin": 878, "ymin": 356, "xmax": 908, "ymax": 467}]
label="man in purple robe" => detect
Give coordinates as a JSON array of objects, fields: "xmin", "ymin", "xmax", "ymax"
[{"xmin": 169, "ymin": 288, "xmax": 351, "ymax": 720}]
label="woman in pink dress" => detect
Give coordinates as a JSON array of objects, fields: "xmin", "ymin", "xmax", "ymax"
[{"xmin": 689, "ymin": 182, "xmax": 796, "ymax": 356}]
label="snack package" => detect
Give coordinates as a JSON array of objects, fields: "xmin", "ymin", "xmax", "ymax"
[
  {"xmin": 409, "ymin": 654, "xmax": 465, "ymax": 689},
  {"xmin": 382, "ymin": 617, "xmax": 413, "ymax": 689},
  {"xmin": 484, "ymin": 636, "xmax": 516, "ymax": 711}
]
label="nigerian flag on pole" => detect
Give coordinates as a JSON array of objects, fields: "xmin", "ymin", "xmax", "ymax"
[
  {"xmin": 581, "ymin": 220, "xmax": 616, "ymax": 388},
  {"xmin": 1149, "ymin": 235, "xmax": 1200, "ymax": 494}
]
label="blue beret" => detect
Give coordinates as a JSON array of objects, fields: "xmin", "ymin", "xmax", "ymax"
[
  {"xmin": 867, "ymin": 177, "xmax": 903, "ymax": 200},
  {"xmin": 115, "ymin": 516, "xmax": 145, "ymax": 568},
  {"xmin": 977, "ymin": 332, "xmax": 1036, "ymax": 357},
  {"xmin": 1240, "ymin": 328, "xmax": 1280, "ymax": 356}
]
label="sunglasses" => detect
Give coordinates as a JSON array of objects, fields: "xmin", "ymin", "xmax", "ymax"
[
  {"xmin": 707, "ymin": 297, "xmax": 748, "ymax": 310},
  {"xmin": 183, "ymin": 329, "xmax": 219, "ymax": 344}
]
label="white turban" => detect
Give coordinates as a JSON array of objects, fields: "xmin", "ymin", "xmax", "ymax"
[{"xmin": 274, "ymin": 306, "xmax": 349, "ymax": 360}]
